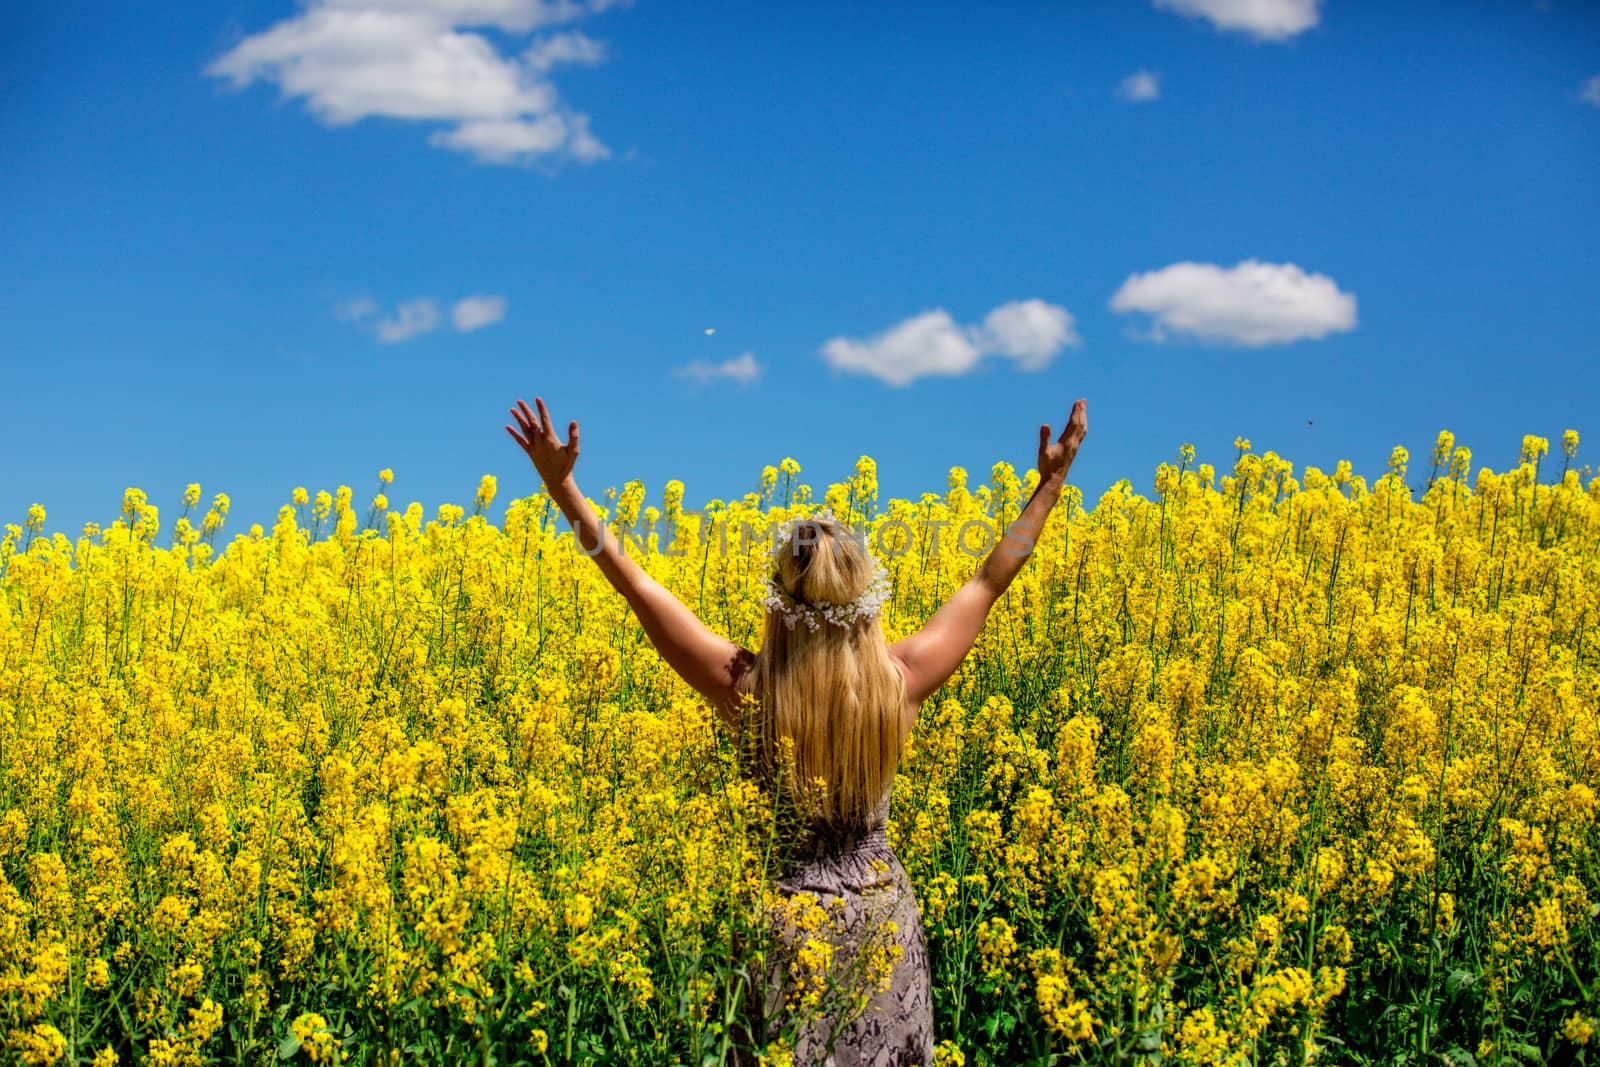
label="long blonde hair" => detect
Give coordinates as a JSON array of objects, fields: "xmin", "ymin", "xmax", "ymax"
[{"xmin": 739, "ymin": 517, "xmax": 907, "ymax": 830}]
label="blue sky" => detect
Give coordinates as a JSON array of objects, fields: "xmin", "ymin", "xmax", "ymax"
[{"xmin": 4, "ymin": 0, "xmax": 1599, "ymax": 540}]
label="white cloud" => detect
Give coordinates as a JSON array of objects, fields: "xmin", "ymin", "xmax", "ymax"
[
  {"xmin": 524, "ymin": 30, "xmax": 607, "ymax": 73},
  {"xmin": 822, "ymin": 311, "xmax": 980, "ymax": 388},
  {"xmin": 206, "ymin": 0, "xmax": 626, "ymax": 165},
  {"xmin": 973, "ymin": 300, "xmax": 1081, "ymax": 368},
  {"xmin": 316, "ymin": 0, "xmax": 629, "ymax": 32},
  {"xmin": 1152, "ymin": 0, "xmax": 1322, "ymax": 41},
  {"xmin": 820, "ymin": 300, "xmax": 1078, "ymax": 387},
  {"xmin": 1582, "ymin": 75, "xmax": 1600, "ymax": 108},
  {"xmin": 1110, "ymin": 259, "xmax": 1356, "ymax": 346},
  {"xmin": 429, "ymin": 112, "xmax": 607, "ymax": 162},
  {"xmin": 452, "ymin": 294, "xmax": 508, "ymax": 331},
  {"xmin": 676, "ymin": 352, "xmax": 762, "ymax": 386},
  {"xmin": 1118, "ymin": 70, "xmax": 1161, "ymax": 101},
  {"xmin": 377, "ymin": 298, "xmax": 442, "ymax": 342}
]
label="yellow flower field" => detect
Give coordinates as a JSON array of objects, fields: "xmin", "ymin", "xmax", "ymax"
[{"xmin": 1, "ymin": 431, "xmax": 1597, "ymax": 1065}]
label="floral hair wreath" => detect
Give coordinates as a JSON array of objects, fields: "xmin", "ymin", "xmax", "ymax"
[{"xmin": 759, "ymin": 508, "xmax": 892, "ymax": 631}]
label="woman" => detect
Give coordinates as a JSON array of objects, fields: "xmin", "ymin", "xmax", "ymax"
[{"xmin": 506, "ymin": 395, "xmax": 1088, "ymax": 1065}]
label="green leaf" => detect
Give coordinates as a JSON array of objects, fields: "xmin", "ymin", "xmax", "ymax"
[{"xmin": 277, "ymin": 1033, "xmax": 302, "ymax": 1060}]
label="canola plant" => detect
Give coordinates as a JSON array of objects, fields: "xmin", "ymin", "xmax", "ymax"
[{"xmin": 0, "ymin": 432, "xmax": 1596, "ymax": 1065}]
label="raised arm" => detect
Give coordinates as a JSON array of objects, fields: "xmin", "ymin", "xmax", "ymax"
[
  {"xmin": 507, "ymin": 397, "xmax": 753, "ymax": 729},
  {"xmin": 889, "ymin": 398, "xmax": 1087, "ymax": 709}
]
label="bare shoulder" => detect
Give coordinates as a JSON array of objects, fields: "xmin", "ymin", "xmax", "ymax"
[
  {"xmin": 730, "ymin": 644, "xmax": 757, "ymax": 690},
  {"xmin": 887, "ymin": 650, "xmax": 908, "ymax": 690},
  {"xmin": 889, "ymin": 652, "xmax": 920, "ymax": 738},
  {"xmin": 711, "ymin": 645, "xmax": 758, "ymax": 731}
]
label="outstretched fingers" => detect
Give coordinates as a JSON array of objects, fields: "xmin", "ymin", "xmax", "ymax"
[
  {"xmin": 535, "ymin": 397, "xmax": 558, "ymax": 442},
  {"xmin": 507, "ymin": 397, "xmax": 580, "ymax": 481},
  {"xmin": 512, "ymin": 401, "xmax": 539, "ymax": 442}
]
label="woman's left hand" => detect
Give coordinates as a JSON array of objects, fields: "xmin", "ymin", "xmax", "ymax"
[{"xmin": 506, "ymin": 396, "xmax": 580, "ymax": 487}]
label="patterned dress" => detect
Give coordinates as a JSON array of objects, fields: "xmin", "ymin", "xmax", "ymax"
[{"xmin": 758, "ymin": 792, "xmax": 935, "ymax": 1066}]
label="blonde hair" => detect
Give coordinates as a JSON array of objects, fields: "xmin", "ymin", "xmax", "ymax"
[{"xmin": 739, "ymin": 517, "xmax": 907, "ymax": 830}]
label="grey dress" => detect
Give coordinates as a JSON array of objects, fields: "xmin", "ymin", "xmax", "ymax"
[{"xmin": 759, "ymin": 792, "xmax": 936, "ymax": 1066}]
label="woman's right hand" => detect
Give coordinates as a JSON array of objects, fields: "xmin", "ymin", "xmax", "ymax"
[
  {"xmin": 506, "ymin": 396, "xmax": 581, "ymax": 488},
  {"xmin": 1038, "ymin": 398, "xmax": 1088, "ymax": 485}
]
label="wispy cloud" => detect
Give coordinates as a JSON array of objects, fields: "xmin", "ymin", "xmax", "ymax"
[
  {"xmin": 337, "ymin": 293, "xmax": 511, "ymax": 340},
  {"xmin": 675, "ymin": 352, "xmax": 762, "ymax": 386},
  {"xmin": 452, "ymin": 294, "xmax": 508, "ymax": 331},
  {"xmin": 1152, "ymin": 0, "xmax": 1322, "ymax": 42},
  {"xmin": 1582, "ymin": 75, "xmax": 1600, "ymax": 108},
  {"xmin": 1110, "ymin": 259, "xmax": 1356, "ymax": 346},
  {"xmin": 334, "ymin": 296, "xmax": 379, "ymax": 322},
  {"xmin": 524, "ymin": 29, "xmax": 607, "ymax": 73},
  {"xmin": 206, "ymin": 0, "xmax": 627, "ymax": 166},
  {"xmin": 820, "ymin": 299, "xmax": 1079, "ymax": 387},
  {"xmin": 377, "ymin": 298, "xmax": 442, "ymax": 343},
  {"xmin": 1118, "ymin": 70, "xmax": 1161, "ymax": 102}
]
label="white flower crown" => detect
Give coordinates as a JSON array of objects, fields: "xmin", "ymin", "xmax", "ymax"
[{"xmin": 759, "ymin": 508, "xmax": 891, "ymax": 631}]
